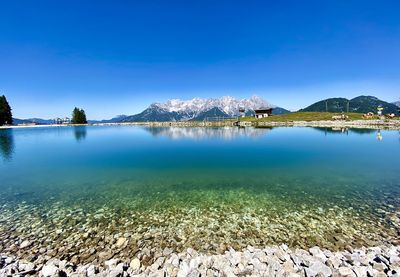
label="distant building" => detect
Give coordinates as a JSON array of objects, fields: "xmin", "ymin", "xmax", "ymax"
[
  {"xmin": 254, "ymin": 108, "xmax": 273, "ymax": 118},
  {"xmin": 55, "ymin": 117, "xmax": 71, "ymax": 124},
  {"xmin": 377, "ymin": 105, "xmax": 384, "ymax": 116}
]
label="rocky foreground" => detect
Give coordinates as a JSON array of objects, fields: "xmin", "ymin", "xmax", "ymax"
[{"xmin": 1, "ymin": 244, "xmax": 399, "ymax": 277}]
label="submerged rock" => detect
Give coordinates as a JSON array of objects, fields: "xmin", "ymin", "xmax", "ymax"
[
  {"xmin": 19, "ymin": 240, "xmax": 32, "ymax": 249},
  {"xmin": 115, "ymin": 237, "xmax": 127, "ymax": 248}
]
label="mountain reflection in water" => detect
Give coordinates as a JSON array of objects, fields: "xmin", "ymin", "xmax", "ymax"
[{"xmin": 143, "ymin": 126, "xmax": 273, "ymax": 140}]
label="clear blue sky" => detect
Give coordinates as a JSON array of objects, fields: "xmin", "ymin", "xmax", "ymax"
[{"xmin": 1, "ymin": 0, "xmax": 399, "ymax": 119}]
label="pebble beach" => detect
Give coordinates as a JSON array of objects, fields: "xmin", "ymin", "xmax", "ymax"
[{"xmin": 1, "ymin": 244, "xmax": 400, "ymax": 276}]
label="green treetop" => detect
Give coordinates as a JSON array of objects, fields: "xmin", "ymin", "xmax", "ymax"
[{"xmin": 72, "ymin": 107, "xmax": 87, "ymax": 124}]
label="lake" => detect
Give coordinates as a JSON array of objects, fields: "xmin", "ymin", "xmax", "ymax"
[{"xmin": 0, "ymin": 126, "xmax": 399, "ymax": 264}]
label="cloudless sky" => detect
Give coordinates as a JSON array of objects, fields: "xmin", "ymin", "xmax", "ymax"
[{"xmin": 1, "ymin": 0, "xmax": 399, "ymax": 119}]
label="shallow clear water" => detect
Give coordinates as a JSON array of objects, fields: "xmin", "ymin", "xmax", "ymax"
[{"xmin": 0, "ymin": 126, "xmax": 399, "ymax": 264}]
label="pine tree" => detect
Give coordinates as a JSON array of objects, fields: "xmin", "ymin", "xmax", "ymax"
[
  {"xmin": 0, "ymin": 95, "xmax": 13, "ymax": 126},
  {"xmin": 71, "ymin": 107, "xmax": 87, "ymax": 124},
  {"xmin": 80, "ymin": 109, "xmax": 87, "ymax": 124}
]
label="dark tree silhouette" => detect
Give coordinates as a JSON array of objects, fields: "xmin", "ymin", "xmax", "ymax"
[{"xmin": 0, "ymin": 95, "xmax": 13, "ymax": 126}]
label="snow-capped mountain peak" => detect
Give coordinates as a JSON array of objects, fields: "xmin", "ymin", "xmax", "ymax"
[{"xmin": 151, "ymin": 95, "xmax": 274, "ymax": 119}]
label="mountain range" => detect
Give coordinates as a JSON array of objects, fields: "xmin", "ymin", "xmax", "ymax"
[
  {"xmin": 300, "ymin": 96, "xmax": 399, "ymax": 114},
  {"xmin": 393, "ymin": 101, "xmax": 400, "ymax": 107},
  {"xmin": 118, "ymin": 96, "xmax": 289, "ymax": 122}
]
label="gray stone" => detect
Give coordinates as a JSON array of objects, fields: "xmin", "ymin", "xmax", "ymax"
[
  {"xmin": 306, "ymin": 261, "xmax": 332, "ymax": 277},
  {"xmin": 163, "ymin": 247, "xmax": 174, "ymax": 256},
  {"xmin": 338, "ymin": 266, "xmax": 356, "ymax": 276},
  {"xmin": 109, "ymin": 268, "xmax": 123, "ymax": 277},
  {"xmin": 41, "ymin": 264, "xmax": 59, "ymax": 277},
  {"xmin": 309, "ymin": 246, "xmax": 327, "ymax": 262},
  {"xmin": 86, "ymin": 264, "xmax": 97, "ymax": 276},
  {"xmin": 351, "ymin": 266, "xmax": 367, "ymax": 277},
  {"xmin": 327, "ymin": 256, "xmax": 342, "ymax": 269},
  {"xmin": 19, "ymin": 262, "xmax": 35, "ymax": 272},
  {"xmin": 372, "ymin": 261, "xmax": 387, "ymax": 272},
  {"xmin": 130, "ymin": 258, "xmax": 141, "ymax": 271},
  {"xmin": 105, "ymin": 258, "xmax": 119, "ymax": 269}
]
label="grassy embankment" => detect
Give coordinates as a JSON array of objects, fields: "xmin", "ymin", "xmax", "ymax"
[{"xmin": 239, "ymin": 112, "xmax": 399, "ymax": 122}]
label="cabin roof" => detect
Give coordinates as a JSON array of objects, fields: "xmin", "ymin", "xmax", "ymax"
[{"xmin": 254, "ymin": 107, "xmax": 273, "ymax": 113}]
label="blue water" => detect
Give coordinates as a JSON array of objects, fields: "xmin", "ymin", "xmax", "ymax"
[{"xmin": 0, "ymin": 126, "xmax": 399, "ymax": 262}]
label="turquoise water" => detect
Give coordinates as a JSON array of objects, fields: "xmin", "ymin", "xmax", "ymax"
[{"xmin": 0, "ymin": 126, "xmax": 399, "ymax": 264}]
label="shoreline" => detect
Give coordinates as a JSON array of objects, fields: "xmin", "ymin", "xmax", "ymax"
[
  {"xmin": 1, "ymin": 119, "xmax": 400, "ymax": 130},
  {"xmin": 1, "ymin": 244, "xmax": 398, "ymax": 276}
]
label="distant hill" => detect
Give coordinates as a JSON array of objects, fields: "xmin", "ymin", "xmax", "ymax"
[
  {"xmin": 393, "ymin": 101, "xmax": 400, "ymax": 108},
  {"xmin": 89, "ymin": 115, "xmax": 129, "ymax": 124},
  {"xmin": 272, "ymin": 107, "xmax": 291, "ymax": 115},
  {"xmin": 12, "ymin": 118, "xmax": 54, "ymax": 125},
  {"xmin": 300, "ymin": 96, "xmax": 398, "ymax": 114}
]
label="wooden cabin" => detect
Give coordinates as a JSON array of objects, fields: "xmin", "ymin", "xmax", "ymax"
[{"xmin": 254, "ymin": 108, "xmax": 273, "ymax": 118}]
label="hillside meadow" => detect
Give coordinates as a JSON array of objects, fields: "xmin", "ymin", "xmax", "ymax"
[{"xmin": 240, "ymin": 112, "xmax": 399, "ymax": 122}]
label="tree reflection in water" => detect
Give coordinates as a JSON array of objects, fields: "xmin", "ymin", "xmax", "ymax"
[
  {"xmin": 73, "ymin": 126, "xmax": 87, "ymax": 142},
  {"xmin": 0, "ymin": 129, "xmax": 14, "ymax": 161}
]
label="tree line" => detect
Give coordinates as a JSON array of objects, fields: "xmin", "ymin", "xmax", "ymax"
[{"xmin": 0, "ymin": 95, "xmax": 88, "ymax": 126}]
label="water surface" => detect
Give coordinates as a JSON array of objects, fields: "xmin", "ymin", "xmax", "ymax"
[{"xmin": 0, "ymin": 126, "xmax": 399, "ymax": 264}]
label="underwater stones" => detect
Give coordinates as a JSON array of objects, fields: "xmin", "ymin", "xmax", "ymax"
[
  {"xmin": 98, "ymin": 251, "xmax": 113, "ymax": 261},
  {"xmin": 68, "ymin": 255, "xmax": 80, "ymax": 265},
  {"xmin": 19, "ymin": 240, "xmax": 32, "ymax": 249},
  {"xmin": 3, "ymin": 199, "xmax": 400, "ymax": 265},
  {"xmin": 115, "ymin": 237, "xmax": 127, "ymax": 248}
]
